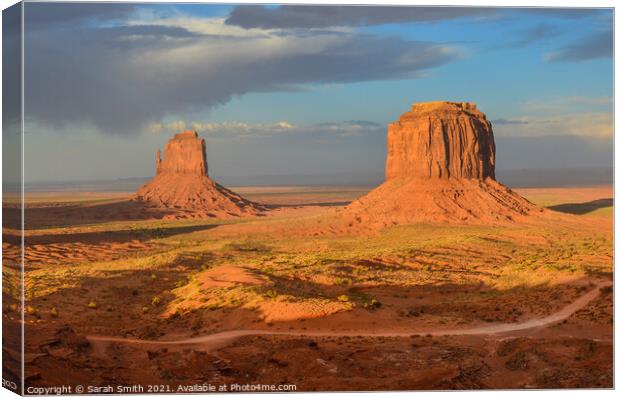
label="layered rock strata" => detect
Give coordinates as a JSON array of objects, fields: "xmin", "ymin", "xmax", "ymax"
[{"xmin": 343, "ymin": 101, "xmax": 540, "ymax": 228}]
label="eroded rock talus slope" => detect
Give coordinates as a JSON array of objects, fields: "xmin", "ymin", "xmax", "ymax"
[
  {"xmin": 134, "ymin": 130, "xmax": 262, "ymax": 218},
  {"xmin": 344, "ymin": 101, "xmax": 541, "ymax": 227}
]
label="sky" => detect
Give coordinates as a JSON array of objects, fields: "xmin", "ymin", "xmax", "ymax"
[{"xmin": 4, "ymin": 3, "xmax": 613, "ymax": 183}]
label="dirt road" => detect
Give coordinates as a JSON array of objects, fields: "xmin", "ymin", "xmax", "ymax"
[{"xmin": 87, "ymin": 282, "xmax": 611, "ymax": 350}]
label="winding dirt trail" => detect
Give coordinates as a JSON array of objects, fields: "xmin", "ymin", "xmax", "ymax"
[{"xmin": 87, "ymin": 281, "xmax": 610, "ymax": 350}]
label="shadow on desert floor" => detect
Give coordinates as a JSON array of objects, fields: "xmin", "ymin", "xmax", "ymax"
[
  {"xmin": 4, "ymin": 200, "xmax": 173, "ymax": 229},
  {"xmin": 548, "ymin": 198, "xmax": 613, "ymax": 215},
  {"xmin": 22, "ymin": 224, "xmax": 219, "ymax": 246}
]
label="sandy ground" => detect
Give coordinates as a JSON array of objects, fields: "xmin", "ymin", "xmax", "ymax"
[{"xmin": 2, "ymin": 184, "xmax": 613, "ymax": 391}]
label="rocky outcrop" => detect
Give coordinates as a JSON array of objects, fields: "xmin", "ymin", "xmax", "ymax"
[
  {"xmin": 386, "ymin": 102, "xmax": 495, "ymax": 180},
  {"xmin": 341, "ymin": 101, "xmax": 541, "ymax": 229},
  {"xmin": 133, "ymin": 131, "xmax": 263, "ymax": 218},
  {"xmin": 155, "ymin": 130, "xmax": 208, "ymax": 176}
]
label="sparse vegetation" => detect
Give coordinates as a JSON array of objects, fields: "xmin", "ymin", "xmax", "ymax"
[
  {"xmin": 334, "ymin": 277, "xmax": 352, "ymax": 286},
  {"xmin": 13, "ymin": 185, "xmax": 612, "ymax": 391},
  {"xmin": 365, "ymin": 298, "xmax": 382, "ymax": 310}
]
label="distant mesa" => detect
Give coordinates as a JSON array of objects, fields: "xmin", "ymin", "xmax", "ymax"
[
  {"xmin": 344, "ymin": 101, "xmax": 541, "ymax": 228},
  {"xmin": 133, "ymin": 130, "xmax": 263, "ymax": 218}
]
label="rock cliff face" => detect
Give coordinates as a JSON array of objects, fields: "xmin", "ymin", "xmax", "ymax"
[
  {"xmin": 386, "ymin": 102, "xmax": 495, "ymax": 180},
  {"xmin": 156, "ymin": 130, "xmax": 208, "ymax": 176},
  {"xmin": 342, "ymin": 101, "xmax": 540, "ymax": 229},
  {"xmin": 134, "ymin": 131, "xmax": 263, "ymax": 218}
]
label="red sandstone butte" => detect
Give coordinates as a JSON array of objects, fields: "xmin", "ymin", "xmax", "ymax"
[
  {"xmin": 386, "ymin": 102, "xmax": 495, "ymax": 180},
  {"xmin": 134, "ymin": 130, "xmax": 262, "ymax": 218},
  {"xmin": 343, "ymin": 101, "xmax": 541, "ymax": 228}
]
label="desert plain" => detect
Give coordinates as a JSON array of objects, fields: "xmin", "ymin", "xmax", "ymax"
[
  {"xmin": 1, "ymin": 1, "xmax": 615, "ymax": 391},
  {"xmin": 1, "ymin": 182, "xmax": 613, "ymax": 391},
  {"xmin": 2, "ymin": 103, "xmax": 614, "ymax": 392}
]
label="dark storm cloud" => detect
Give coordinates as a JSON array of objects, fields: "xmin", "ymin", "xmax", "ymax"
[
  {"xmin": 106, "ymin": 24, "xmax": 200, "ymax": 38},
  {"xmin": 24, "ymin": 22, "xmax": 460, "ymax": 135},
  {"xmin": 545, "ymin": 30, "xmax": 613, "ymax": 62},
  {"xmin": 93, "ymin": 25, "xmax": 204, "ymax": 50},
  {"xmin": 24, "ymin": 2, "xmax": 137, "ymax": 29},
  {"xmin": 225, "ymin": 5, "xmax": 495, "ymax": 29},
  {"xmin": 225, "ymin": 5, "xmax": 605, "ymax": 30},
  {"xmin": 2, "ymin": 3, "xmax": 21, "ymax": 127}
]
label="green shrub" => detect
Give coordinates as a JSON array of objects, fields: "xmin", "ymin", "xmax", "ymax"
[
  {"xmin": 364, "ymin": 298, "xmax": 382, "ymax": 310},
  {"xmin": 334, "ymin": 277, "xmax": 352, "ymax": 286}
]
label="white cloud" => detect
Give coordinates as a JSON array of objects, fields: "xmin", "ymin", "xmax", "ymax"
[
  {"xmin": 148, "ymin": 123, "xmax": 163, "ymax": 134},
  {"xmin": 275, "ymin": 121, "xmax": 294, "ymax": 130},
  {"xmin": 146, "ymin": 119, "xmax": 382, "ymax": 139},
  {"xmin": 140, "ymin": 17, "xmax": 268, "ymax": 38},
  {"xmin": 148, "ymin": 120, "xmax": 295, "ymax": 137},
  {"xmin": 148, "ymin": 120, "xmax": 187, "ymax": 134},
  {"xmin": 317, "ymin": 120, "xmax": 382, "ymax": 137}
]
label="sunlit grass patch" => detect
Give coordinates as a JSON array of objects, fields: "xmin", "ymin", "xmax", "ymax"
[{"xmin": 21, "ymin": 197, "xmax": 612, "ymax": 330}]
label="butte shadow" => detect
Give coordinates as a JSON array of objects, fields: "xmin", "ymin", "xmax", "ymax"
[{"xmin": 548, "ymin": 198, "xmax": 613, "ymax": 215}]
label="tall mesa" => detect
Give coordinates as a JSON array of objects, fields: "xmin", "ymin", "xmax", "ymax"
[
  {"xmin": 342, "ymin": 101, "xmax": 541, "ymax": 229},
  {"xmin": 386, "ymin": 101, "xmax": 495, "ymax": 180}
]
